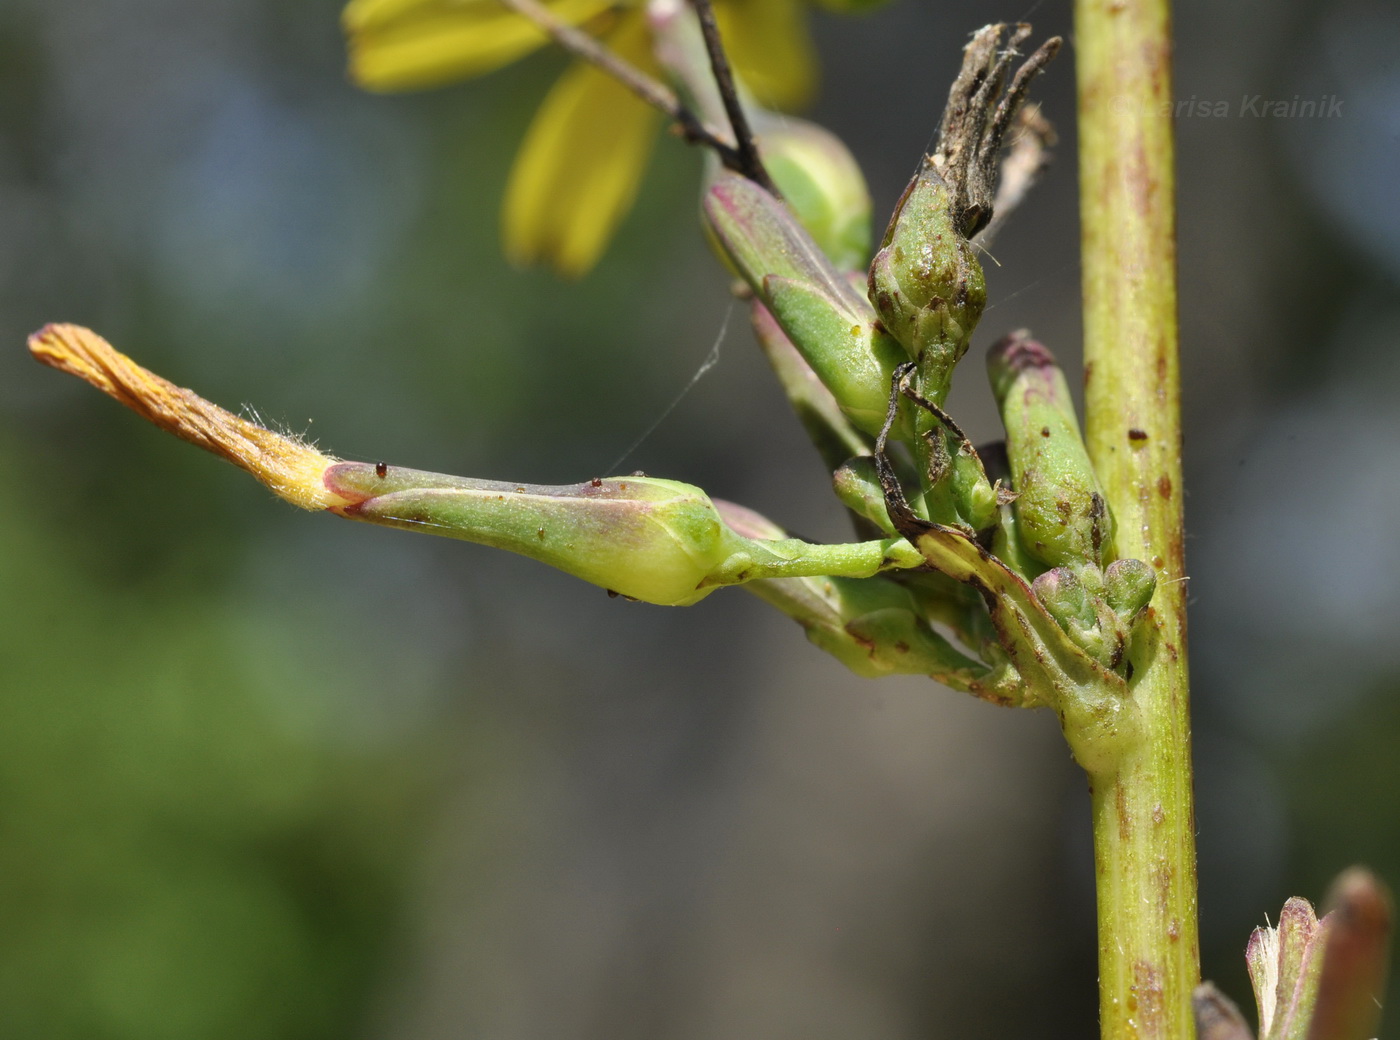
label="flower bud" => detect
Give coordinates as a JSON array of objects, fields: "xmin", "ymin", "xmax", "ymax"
[
  {"xmin": 1031, "ymin": 564, "xmax": 1129, "ymax": 669},
  {"xmin": 1103, "ymin": 557, "xmax": 1156, "ymax": 623},
  {"xmin": 1031, "ymin": 567, "xmax": 1103, "ymax": 658},
  {"xmin": 325, "ymin": 465, "xmax": 742, "ymax": 606},
  {"xmin": 704, "ymin": 172, "xmax": 906, "ymax": 435},
  {"xmin": 832, "ymin": 456, "xmax": 896, "ymax": 536},
  {"xmin": 867, "ymin": 162, "xmax": 987, "ymax": 388},
  {"xmin": 988, "ymin": 330, "xmax": 1114, "ymax": 570}
]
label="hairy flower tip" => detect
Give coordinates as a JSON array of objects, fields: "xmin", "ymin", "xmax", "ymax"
[{"xmin": 28, "ymin": 324, "xmax": 351, "ymax": 512}]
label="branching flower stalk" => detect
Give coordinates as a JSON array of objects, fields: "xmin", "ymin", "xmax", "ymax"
[{"xmin": 27, "ymin": 2, "xmax": 1396, "ymax": 1038}]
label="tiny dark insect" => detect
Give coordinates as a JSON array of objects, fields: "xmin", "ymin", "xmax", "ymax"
[
  {"xmin": 375, "ymin": 461, "xmax": 388, "ymax": 477},
  {"xmin": 590, "ymin": 477, "xmax": 603, "ymax": 487}
]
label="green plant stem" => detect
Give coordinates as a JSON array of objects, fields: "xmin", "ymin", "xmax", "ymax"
[{"xmin": 1075, "ymin": 0, "xmax": 1200, "ymax": 1038}]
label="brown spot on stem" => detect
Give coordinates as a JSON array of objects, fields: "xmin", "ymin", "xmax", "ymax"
[
  {"xmin": 1040, "ymin": 425, "xmax": 1051, "ymax": 437},
  {"xmin": 1128, "ymin": 428, "xmax": 1148, "ymax": 442},
  {"xmin": 1158, "ymin": 475, "xmax": 1172, "ymax": 499},
  {"xmin": 1116, "ymin": 782, "xmax": 1130, "ymax": 842},
  {"xmin": 1134, "ymin": 961, "xmax": 1164, "ymax": 1023}
]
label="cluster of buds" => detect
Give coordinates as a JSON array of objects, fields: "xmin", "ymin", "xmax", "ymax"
[
  {"xmin": 30, "ymin": 14, "xmax": 1159, "ymax": 753},
  {"xmin": 700, "ymin": 21, "xmax": 1161, "ymax": 743}
]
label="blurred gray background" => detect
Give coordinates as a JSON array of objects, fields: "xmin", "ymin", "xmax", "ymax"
[{"xmin": 2, "ymin": 0, "xmax": 1398, "ymax": 1036}]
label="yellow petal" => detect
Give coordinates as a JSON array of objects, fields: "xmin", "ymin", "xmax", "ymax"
[
  {"xmin": 345, "ymin": 0, "xmax": 618, "ymax": 92},
  {"xmin": 28, "ymin": 325, "xmax": 350, "ymax": 511},
  {"xmin": 715, "ymin": 0, "xmax": 817, "ymax": 111},
  {"xmin": 502, "ymin": 12, "xmax": 662, "ymax": 277}
]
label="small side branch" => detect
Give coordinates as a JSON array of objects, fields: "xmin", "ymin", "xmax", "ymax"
[
  {"xmin": 686, "ymin": 0, "xmax": 779, "ymax": 194},
  {"xmin": 496, "ymin": 0, "xmax": 774, "ymax": 185},
  {"xmin": 495, "ymin": 0, "xmax": 751, "ymax": 173}
]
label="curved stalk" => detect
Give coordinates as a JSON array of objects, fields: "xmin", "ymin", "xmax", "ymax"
[{"xmin": 1075, "ymin": 0, "xmax": 1200, "ymax": 1037}]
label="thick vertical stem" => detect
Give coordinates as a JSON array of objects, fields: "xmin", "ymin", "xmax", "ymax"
[{"xmin": 1075, "ymin": 0, "xmax": 1200, "ymax": 1038}]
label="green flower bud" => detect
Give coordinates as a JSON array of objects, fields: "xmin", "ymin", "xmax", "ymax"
[
  {"xmin": 755, "ymin": 114, "xmax": 872, "ymax": 271},
  {"xmin": 832, "ymin": 455, "xmax": 896, "ymax": 536},
  {"xmin": 988, "ymin": 331, "xmax": 1114, "ymax": 570},
  {"xmin": 1032, "ymin": 565, "xmax": 1130, "ymax": 669},
  {"xmin": 1031, "ymin": 566, "xmax": 1103, "ymax": 657},
  {"xmin": 325, "ymin": 464, "xmax": 743, "ymax": 606},
  {"xmin": 1103, "ymin": 557, "xmax": 1156, "ymax": 623},
  {"xmin": 325, "ymin": 463, "xmax": 925, "ymax": 605},
  {"xmin": 703, "ymin": 172, "xmax": 906, "ymax": 435},
  {"xmin": 867, "ymin": 162, "xmax": 987, "ymax": 389}
]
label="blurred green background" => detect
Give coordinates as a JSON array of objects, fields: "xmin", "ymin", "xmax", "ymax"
[{"xmin": 2, "ymin": 0, "xmax": 1399, "ymax": 1036}]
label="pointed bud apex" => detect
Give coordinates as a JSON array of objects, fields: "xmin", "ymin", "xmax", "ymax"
[
  {"xmin": 1104, "ymin": 558, "xmax": 1156, "ymax": 622},
  {"xmin": 832, "ymin": 456, "xmax": 896, "ymax": 536},
  {"xmin": 28, "ymin": 324, "xmax": 351, "ymax": 511},
  {"xmin": 756, "ymin": 115, "xmax": 872, "ymax": 271},
  {"xmin": 988, "ymin": 330, "xmax": 1114, "ymax": 570},
  {"xmin": 703, "ymin": 172, "xmax": 905, "ymax": 434},
  {"xmin": 867, "ymin": 162, "xmax": 987, "ymax": 378}
]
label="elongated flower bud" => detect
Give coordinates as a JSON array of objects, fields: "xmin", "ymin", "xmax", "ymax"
[
  {"xmin": 988, "ymin": 331, "xmax": 1114, "ymax": 570},
  {"xmin": 703, "ymin": 172, "xmax": 905, "ymax": 435},
  {"xmin": 867, "ymin": 161, "xmax": 986, "ymax": 387},
  {"xmin": 325, "ymin": 464, "xmax": 742, "ymax": 605},
  {"xmin": 31, "ymin": 324, "xmax": 925, "ymax": 606}
]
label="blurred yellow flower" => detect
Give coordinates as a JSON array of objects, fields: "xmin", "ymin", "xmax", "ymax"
[{"xmin": 342, "ymin": 0, "xmax": 822, "ymax": 277}]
